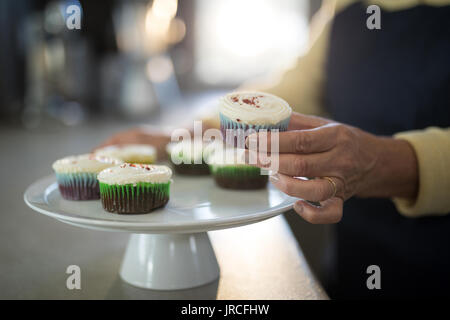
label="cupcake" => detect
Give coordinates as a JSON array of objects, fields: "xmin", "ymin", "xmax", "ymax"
[
  {"xmin": 98, "ymin": 163, "xmax": 172, "ymax": 214},
  {"xmin": 52, "ymin": 154, "xmax": 123, "ymax": 200},
  {"xmin": 219, "ymin": 92, "xmax": 292, "ymax": 147},
  {"xmin": 207, "ymin": 147, "xmax": 268, "ymax": 190},
  {"xmin": 94, "ymin": 144, "xmax": 157, "ymax": 164},
  {"xmin": 166, "ymin": 140, "xmax": 210, "ymax": 175}
]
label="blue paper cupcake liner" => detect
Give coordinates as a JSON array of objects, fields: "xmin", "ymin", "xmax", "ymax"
[
  {"xmin": 220, "ymin": 114, "xmax": 290, "ymax": 148},
  {"xmin": 55, "ymin": 172, "xmax": 100, "ymax": 200}
]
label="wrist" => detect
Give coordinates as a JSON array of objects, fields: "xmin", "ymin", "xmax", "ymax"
[{"xmin": 358, "ymin": 136, "xmax": 418, "ymax": 199}]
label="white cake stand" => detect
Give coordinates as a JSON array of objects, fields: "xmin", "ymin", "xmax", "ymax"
[{"xmin": 24, "ymin": 175, "xmax": 296, "ymax": 290}]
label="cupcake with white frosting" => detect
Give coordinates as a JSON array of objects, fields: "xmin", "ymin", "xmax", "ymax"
[
  {"xmin": 94, "ymin": 144, "xmax": 157, "ymax": 164},
  {"xmin": 219, "ymin": 92, "xmax": 292, "ymax": 147},
  {"xmin": 98, "ymin": 163, "xmax": 172, "ymax": 214},
  {"xmin": 166, "ymin": 139, "xmax": 210, "ymax": 175},
  {"xmin": 52, "ymin": 154, "xmax": 123, "ymax": 200},
  {"xmin": 207, "ymin": 147, "xmax": 268, "ymax": 190}
]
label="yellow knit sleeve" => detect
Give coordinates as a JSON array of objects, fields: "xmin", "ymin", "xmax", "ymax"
[
  {"xmin": 393, "ymin": 127, "xmax": 450, "ymax": 217},
  {"xmin": 263, "ymin": 22, "xmax": 331, "ymax": 117}
]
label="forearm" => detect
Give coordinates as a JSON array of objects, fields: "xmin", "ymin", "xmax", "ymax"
[{"xmin": 357, "ymin": 135, "xmax": 419, "ymax": 199}]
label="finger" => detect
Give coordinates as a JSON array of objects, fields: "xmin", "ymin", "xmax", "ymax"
[
  {"xmin": 270, "ymin": 173, "xmax": 336, "ymax": 202},
  {"xmin": 288, "ymin": 112, "xmax": 331, "ymax": 130},
  {"xmin": 294, "ymin": 197, "xmax": 343, "ymax": 224},
  {"xmin": 245, "ymin": 150, "xmax": 333, "ymax": 177},
  {"xmin": 246, "ymin": 125, "xmax": 338, "ymax": 154},
  {"xmin": 276, "ymin": 153, "xmax": 332, "ymax": 177}
]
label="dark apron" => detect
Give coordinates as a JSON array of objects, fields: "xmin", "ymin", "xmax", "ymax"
[{"xmin": 324, "ymin": 2, "xmax": 450, "ymax": 299}]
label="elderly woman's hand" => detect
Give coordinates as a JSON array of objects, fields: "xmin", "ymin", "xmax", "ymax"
[{"xmin": 246, "ymin": 112, "xmax": 418, "ymax": 224}]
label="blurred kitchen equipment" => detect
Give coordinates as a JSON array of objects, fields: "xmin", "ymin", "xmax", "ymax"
[{"xmin": 108, "ymin": 0, "xmax": 186, "ymax": 118}]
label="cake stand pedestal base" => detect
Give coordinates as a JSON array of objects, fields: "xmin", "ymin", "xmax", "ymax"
[{"xmin": 120, "ymin": 233, "xmax": 220, "ymax": 290}]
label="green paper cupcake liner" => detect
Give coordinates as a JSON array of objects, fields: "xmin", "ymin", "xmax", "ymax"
[
  {"xmin": 169, "ymin": 159, "xmax": 211, "ymax": 175},
  {"xmin": 166, "ymin": 143, "xmax": 211, "ymax": 175},
  {"xmin": 209, "ymin": 165, "xmax": 268, "ymax": 189},
  {"xmin": 209, "ymin": 165, "xmax": 260, "ymax": 178},
  {"xmin": 99, "ymin": 182, "xmax": 170, "ymax": 214}
]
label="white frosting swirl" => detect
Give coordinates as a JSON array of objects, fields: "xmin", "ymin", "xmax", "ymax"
[
  {"xmin": 52, "ymin": 154, "xmax": 123, "ymax": 174},
  {"xmin": 166, "ymin": 139, "xmax": 205, "ymax": 163},
  {"xmin": 94, "ymin": 144, "xmax": 156, "ymax": 163},
  {"xmin": 207, "ymin": 148, "xmax": 248, "ymax": 166},
  {"xmin": 219, "ymin": 91, "xmax": 292, "ymax": 125},
  {"xmin": 97, "ymin": 164, "xmax": 172, "ymax": 185}
]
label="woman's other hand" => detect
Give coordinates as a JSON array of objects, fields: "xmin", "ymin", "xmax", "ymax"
[{"xmin": 95, "ymin": 127, "xmax": 171, "ymax": 161}]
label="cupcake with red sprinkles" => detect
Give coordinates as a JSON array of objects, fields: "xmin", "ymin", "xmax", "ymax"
[
  {"xmin": 98, "ymin": 163, "xmax": 172, "ymax": 214},
  {"xmin": 219, "ymin": 92, "xmax": 292, "ymax": 147},
  {"xmin": 52, "ymin": 154, "xmax": 123, "ymax": 200}
]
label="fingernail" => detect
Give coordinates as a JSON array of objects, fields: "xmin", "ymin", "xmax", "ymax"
[
  {"xmin": 294, "ymin": 201, "xmax": 304, "ymax": 213},
  {"xmin": 306, "ymin": 200, "xmax": 321, "ymax": 208},
  {"xmin": 269, "ymin": 173, "xmax": 279, "ymax": 183},
  {"xmin": 246, "ymin": 134, "xmax": 257, "ymax": 149}
]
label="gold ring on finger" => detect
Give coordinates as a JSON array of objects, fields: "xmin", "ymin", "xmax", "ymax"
[{"xmin": 323, "ymin": 176, "xmax": 337, "ymax": 198}]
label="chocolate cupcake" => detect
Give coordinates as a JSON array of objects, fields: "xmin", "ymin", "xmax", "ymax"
[
  {"xmin": 219, "ymin": 92, "xmax": 292, "ymax": 147},
  {"xmin": 207, "ymin": 148, "xmax": 268, "ymax": 190},
  {"xmin": 95, "ymin": 144, "xmax": 157, "ymax": 164},
  {"xmin": 166, "ymin": 140, "xmax": 210, "ymax": 175},
  {"xmin": 98, "ymin": 163, "xmax": 172, "ymax": 214},
  {"xmin": 52, "ymin": 154, "xmax": 123, "ymax": 200}
]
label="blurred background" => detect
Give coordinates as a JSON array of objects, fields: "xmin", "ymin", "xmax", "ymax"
[
  {"xmin": 0, "ymin": 0, "xmax": 321, "ymax": 126},
  {"xmin": 0, "ymin": 0, "xmax": 330, "ymax": 298}
]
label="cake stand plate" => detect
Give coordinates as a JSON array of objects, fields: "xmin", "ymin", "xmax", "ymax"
[{"xmin": 24, "ymin": 175, "xmax": 296, "ymax": 290}]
